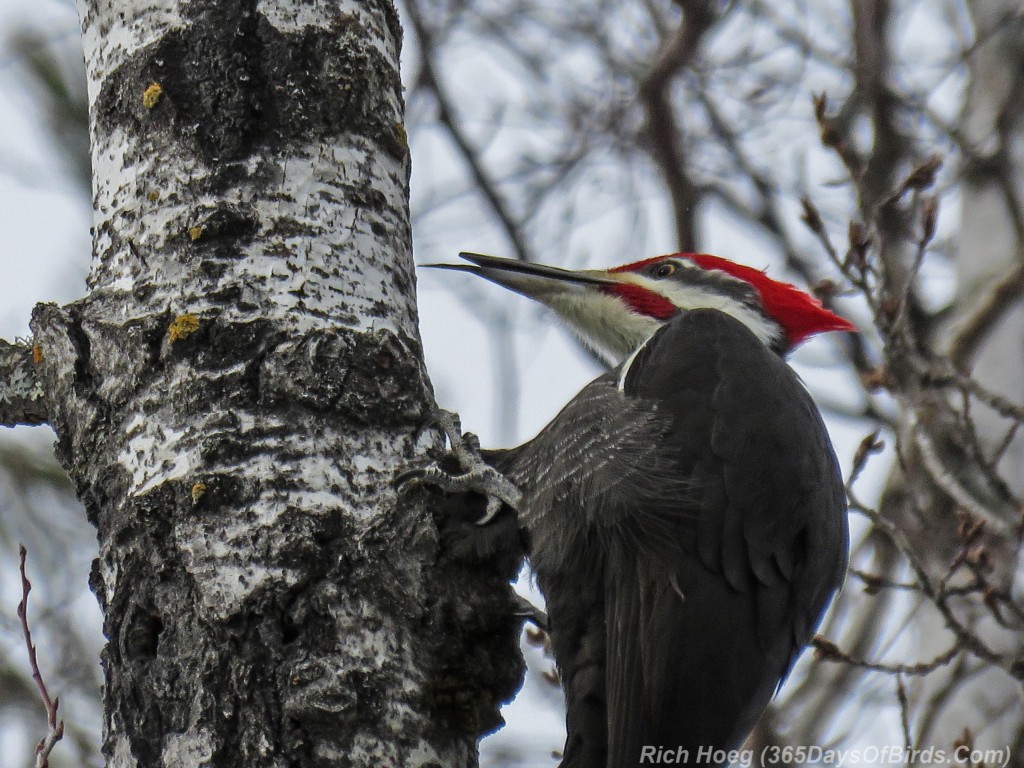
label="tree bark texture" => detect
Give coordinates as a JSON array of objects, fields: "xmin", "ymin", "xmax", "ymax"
[
  {"xmin": 27, "ymin": 0, "xmax": 524, "ymax": 765},
  {"xmin": 0, "ymin": 339, "xmax": 46, "ymax": 426}
]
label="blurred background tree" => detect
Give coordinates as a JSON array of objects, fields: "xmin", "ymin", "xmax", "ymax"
[{"xmin": 3, "ymin": 0, "xmax": 1024, "ymax": 766}]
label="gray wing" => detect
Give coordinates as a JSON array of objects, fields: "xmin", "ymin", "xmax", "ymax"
[{"xmin": 492, "ymin": 374, "xmax": 689, "ymax": 768}]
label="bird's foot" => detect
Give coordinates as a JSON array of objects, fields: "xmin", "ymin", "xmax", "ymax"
[{"xmin": 397, "ymin": 409, "xmax": 521, "ymax": 525}]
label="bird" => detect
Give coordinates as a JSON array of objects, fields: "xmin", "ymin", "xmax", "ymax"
[{"xmin": 425, "ymin": 251, "xmax": 853, "ymax": 768}]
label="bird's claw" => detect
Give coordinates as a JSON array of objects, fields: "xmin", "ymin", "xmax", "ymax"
[{"xmin": 397, "ymin": 409, "xmax": 521, "ymax": 525}]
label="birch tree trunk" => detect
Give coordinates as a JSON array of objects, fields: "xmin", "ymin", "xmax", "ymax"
[{"xmin": 3, "ymin": 0, "xmax": 524, "ymax": 764}]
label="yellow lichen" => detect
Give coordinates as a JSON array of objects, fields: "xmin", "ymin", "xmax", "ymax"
[
  {"xmin": 188, "ymin": 225, "xmax": 205, "ymax": 241},
  {"xmin": 142, "ymin": 82, "xmax": 163, "ymax": 110},
  {"xmin": 393, "ymin": 122, "xmax": 408, "ymax": 152},
  {"xmin": 31, "ymin": 345, "xmax": 43, "ymax": 364},
  {"xmin": 147, "ymin": 189, "xmax": 160, "ymax": 202},
  {"xmin": 191, "ymin": 482, "xmax": 207, "ymax": 504},
  {"xmin": 167, "ymin": 313, "xmax": 200, "ymax": 342}
]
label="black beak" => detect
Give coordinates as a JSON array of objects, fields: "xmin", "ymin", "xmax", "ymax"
[{"xmin": 422, "ymin": 252, "xmax": 617, "ymax": 301}]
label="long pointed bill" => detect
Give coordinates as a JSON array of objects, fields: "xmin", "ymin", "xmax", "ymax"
[
  {"xmin": 423, "ymin": 252, "xmax": 616, "ymax": 303},
  {"xmin": 423, "ymin": 252, "xmax": 659, "ymax": 365}
]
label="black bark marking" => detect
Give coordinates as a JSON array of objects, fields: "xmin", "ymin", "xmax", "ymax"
[
  {"xmin": 260, "ymin": 328, "xmax": 431, "ymax": 425},
  {"xmin": 93, "ymin": 5, "xmax": 405, "ymax": 164}
]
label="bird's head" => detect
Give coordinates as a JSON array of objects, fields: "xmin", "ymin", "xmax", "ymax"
[{"xmin": 427, "ymin": 252, "xmax": 854, "ymax": 364}]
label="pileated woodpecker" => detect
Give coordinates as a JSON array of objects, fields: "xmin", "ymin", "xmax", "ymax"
[{"xmin": 427, "ymin": 252, "xmax": 852, "ymax": 768}]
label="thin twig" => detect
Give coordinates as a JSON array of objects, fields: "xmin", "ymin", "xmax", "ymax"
[
  {"xmin": 910, "ymin": 420, "xmax": 1013, "ymax": 537},
  {"xmin": 889, "ymin": 193, "xmax": 937, "ymax": 337},
  {"xmin": 988, "ymin": 421, "xmax": 1021, "ymax": 469},
  {"xmin": 953, "ymin": 389, "xmax": 1021, "ymax": 511},
  {"xmin": 949, "ymin": 263, "xmax": 1024, "ymax": 370},
  {"xmin": 896, "ymin": 673, "xmax": 913, "ymax": 755},
  {"xmin": 639, "ymin": 0, "xmax": 719, "ymax": 251},
  {"xmin": 406, "ymin": 2, "xmax": 533, "ymax": 263},
  {"xmin": 17, "ymin": 545, "xmax": 64, "ymax": 768},
  {"xmin": 917, "ymin": 361, "xmax": 1024, "ymax": 422},
  {"xmin": 812, "ymin": 635, "xmax": 960, "ymax": 677},
  {"xmin": 849, "ymin": 568, "xmax": 919, "ymax": 594},
  {"xmin": 846, "ymin": 486, "xmax": 1005, "ymax": 668}
]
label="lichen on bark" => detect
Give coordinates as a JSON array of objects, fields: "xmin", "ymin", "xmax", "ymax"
[{"xmin": 0, "ymin": 339, "xmax": 46, "ymax": 426}]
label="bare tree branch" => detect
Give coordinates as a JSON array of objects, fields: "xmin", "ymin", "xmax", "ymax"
[
  {"xmin": 639, "ymin": 0, "xmax": 719, "ymax": 251},
  {"xmin": 896, "ymin": 673, "xmax": 912, "ymax": 752},
  {"xmin": 949, "ymin": 263, "xmax": 1024, "ymax": 370},
  {"xmin": 406, "ymin": 1, "xmax": 534, "ymax": 263},
  {"xmin": 812, "ymin": 635, "xmax": 961, "ymax": 677}
]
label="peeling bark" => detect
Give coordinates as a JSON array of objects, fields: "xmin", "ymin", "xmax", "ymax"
[{"xmin": 9, "ymin": 0, "xmax": 526, "ymax": 764}]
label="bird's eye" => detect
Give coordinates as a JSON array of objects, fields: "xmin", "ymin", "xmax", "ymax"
[{"xmin": 653, "ymin": 262, "xmax": 676, "ymax": 278}]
